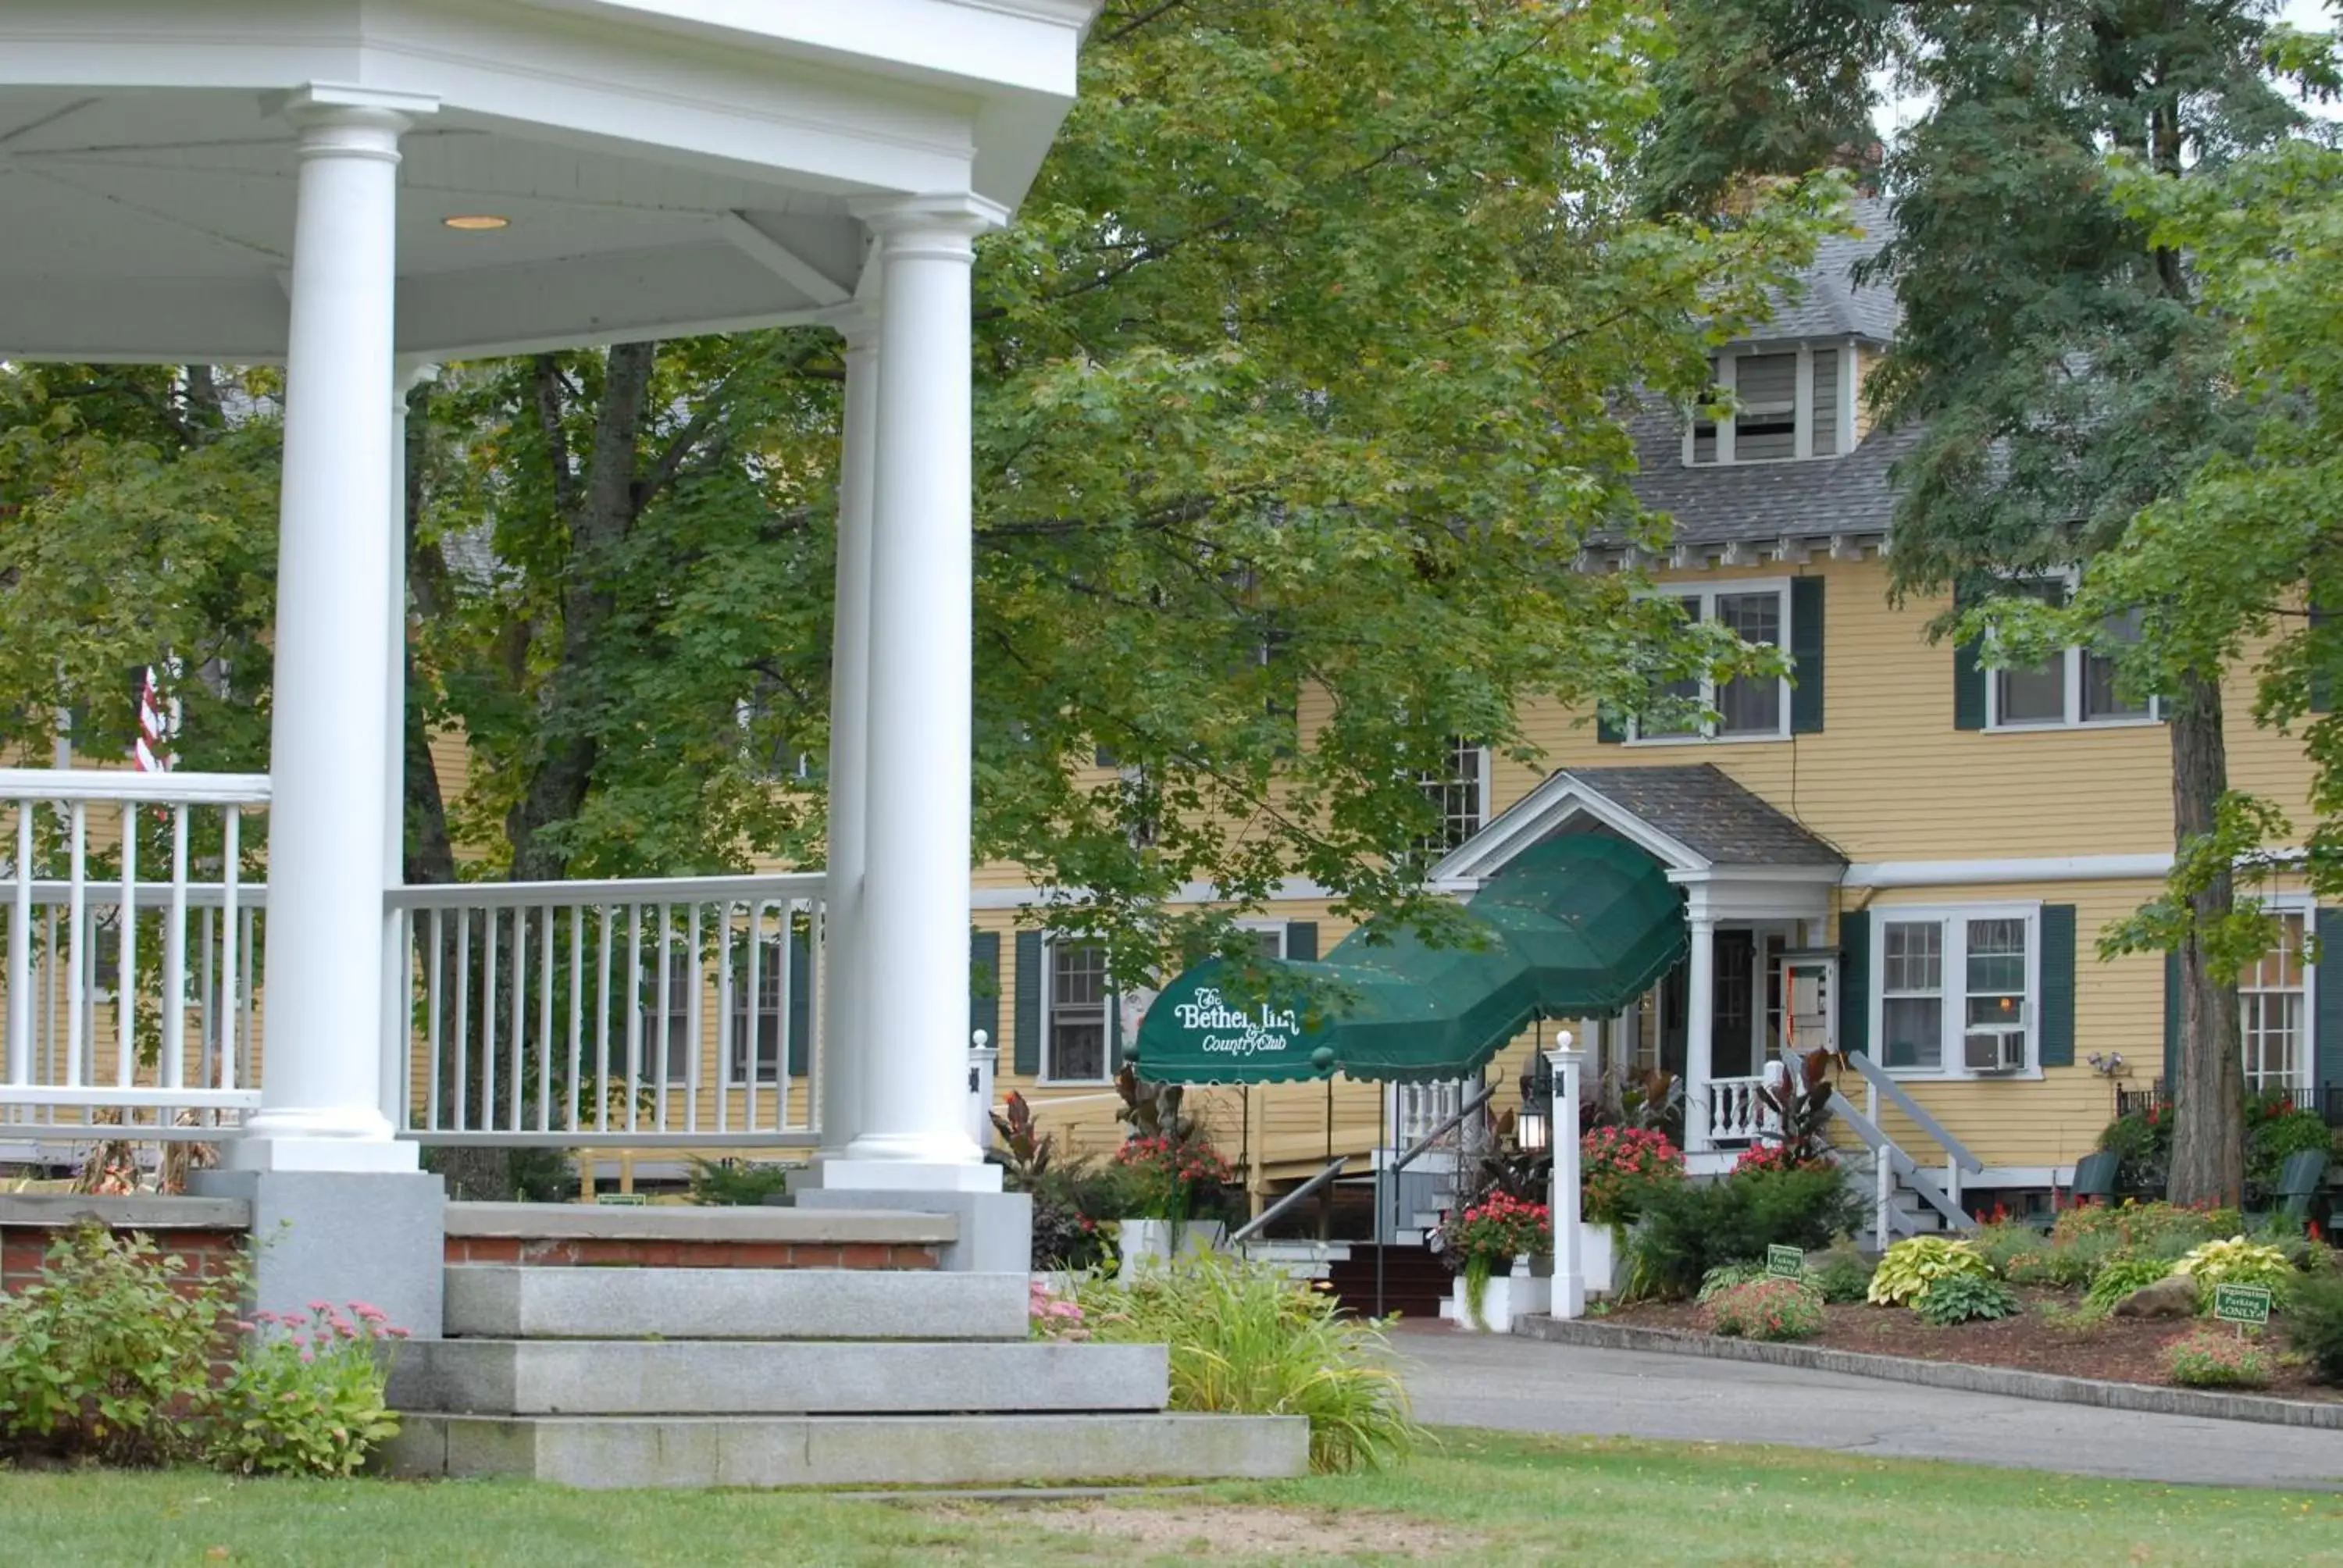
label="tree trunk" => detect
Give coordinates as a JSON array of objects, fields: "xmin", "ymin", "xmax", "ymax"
[{"xmin": 2166, "ymin": 671, "xmax": 2245, "ymax": 1207}]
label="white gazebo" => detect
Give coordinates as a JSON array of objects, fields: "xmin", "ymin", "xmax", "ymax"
[{"xmin": 0, "ymin": 0, "xmax": 1095, "ymax": 1317}]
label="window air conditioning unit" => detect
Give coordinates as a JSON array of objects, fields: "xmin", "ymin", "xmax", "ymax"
[{"xmin": 1963, "ymin": 1029, "xmax": 2026, "ymax": 1074}]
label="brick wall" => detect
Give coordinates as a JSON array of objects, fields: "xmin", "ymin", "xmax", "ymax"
[{"xmin": 1, "ymin": 1224, "xmax": 248, "ymax": 1296}]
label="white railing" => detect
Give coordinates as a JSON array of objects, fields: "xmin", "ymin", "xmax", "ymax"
[
  {"xmin": 1390, "ymin": 1078, "xmax": 1471, "ymax": 1153},
  {"xmin": 387, "ymin": 874, "xmax": 826, "ymax": 1148},
  {"xmin": 0, "ymin": 770, "xmax": 270, "ymax": 1140},
  {"xmin": 1703, "ymin": 1066, "xmax": 1785, "ymax": 1146}
]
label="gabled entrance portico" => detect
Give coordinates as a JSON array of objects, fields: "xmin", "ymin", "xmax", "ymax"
[{"xmin": 1429, "ymin": 764, "xmax": 1847, "ymax": 1160}]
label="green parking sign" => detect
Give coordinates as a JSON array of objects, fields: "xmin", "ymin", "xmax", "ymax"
[
  {"xmin": 2213, "ymin": 1283, "xmax": 2272, "ymax": 1327},
  {"xmin": 1766, "ymin": 1244, "xmax": 1805, "ymax": 1278}
]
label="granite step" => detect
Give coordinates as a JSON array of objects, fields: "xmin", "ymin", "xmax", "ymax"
[
  {"xmin": 389, "ymin": 1338, "xmax": 1168, "ymax": 1417},
  {"xmin": 444, "ymin": 1264, "xmax": 1028, "ymax": 1342},
  {"xmin": 382, "ymin": 1411, "xmax": 1311, "ymax": 1488}
]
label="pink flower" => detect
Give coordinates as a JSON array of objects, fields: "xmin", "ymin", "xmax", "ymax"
[
  {"xmin": 351, "ymin": 1303, "xmax": 387, "ymax": 1323},
  {"xmin": 231, "ymin": 1320, "xmax": 257, "ymax": 1334},
  {"xmin": 386, "ymin": 1327, "xmax": 410, "ymax": 1339},
  {"xmin": 307, "ymin": 1299, "xmax": 333, "ymax": 1313}
]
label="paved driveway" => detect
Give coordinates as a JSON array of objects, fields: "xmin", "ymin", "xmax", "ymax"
[{"xmin": 1394, "ymin": 1326, "xmax": 2343, "ymax": 1491}]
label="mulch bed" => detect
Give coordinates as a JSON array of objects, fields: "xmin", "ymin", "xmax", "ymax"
[{"xmin": 1601, "ymin": 1289, "xmax": 2343, "ymax": 1403}]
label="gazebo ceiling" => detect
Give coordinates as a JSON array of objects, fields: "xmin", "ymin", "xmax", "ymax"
[{"xmin": 0, "ymin": 0, "xmax": 1094, "ymax": 361}]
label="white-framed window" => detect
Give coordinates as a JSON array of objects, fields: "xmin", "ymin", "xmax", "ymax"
[
  {"xmin": 1872, "ymin": 903, "xmax": 2041, "ymax": 1077},
  {"xmin": 1043, "ymin": 939, "xmax": 1113, "ymax": 1085},
  {"xmin": 1631, "ymin": 581, "xmax": 1790, "ymax": 743},
  {"xmin": 649, "ymin": 949, "xmax": 697, "ymax": 1085},
  {"xmin": 729, "ymin": 936, "xmax": 790, "ymax": 1086},
  {"xmin": 1236, "ymin": 923, "xmax": 1288, "ymax": 963},
  {"xmin": 2239, "ymin": 903, "xmax": 2313, "ymax": 1097},
  {"xmin": 1687, "ymin": 344, "xmax": 1851, "ymax": 466},
  {"xmin": 1415, "ymin": 739, "xmax": 1489, "ymax": 850},
  {"xmin": 1985, "ymin": 572, "xmax": 2158, "ymax": 730}
]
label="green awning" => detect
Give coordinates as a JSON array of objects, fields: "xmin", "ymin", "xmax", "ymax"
[{"xmin": 1131, "ymin": 836, "xmax": 1685, "ymax": 1085}]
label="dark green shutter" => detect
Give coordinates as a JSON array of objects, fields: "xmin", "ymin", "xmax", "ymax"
[
  {"xmin": 1952, "ymin": 581, "xmax": 1988, "ymax": 731},
  {"xmin": 2317, "ymin": 910, "xmax": 2343, "ymax": 1099},
  {"xmin": 1838, "ymin": 908, "xmax": 1870, "ymax": 1059},
  {"xmin": 970, "ymin": 931, "xmax": 1000, "ymax": 1057},
  {"xmin": 1012, "ymin": 930, "xmax": 1043, "ymax": 1077},
  {"xmin": 786, "ymin": 927, "xmax": 812, "ymax": 1077},
  {"xmin": 2038, "ymin": 904, "xmax": 2076, "ymax": 1068},
  {"xmin": 2162, "ymin": 949, "xmax": 2180, "ymax": 1092},
  {"xmin": 1790, "ymin": 576, "xmax": 1825, "ymax": 734},
  {"xmin": 1596, "ymin": 711, "xmax": 1624, "ymax": 744},
  {"xmin": 1286, "ymin": 921, "xmax": 1318, "ymax": 962}
]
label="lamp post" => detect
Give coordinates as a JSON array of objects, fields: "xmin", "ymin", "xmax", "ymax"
[
  {"xmin": 1517, "ymin": 1051, "xmax": 1553, "ymax": 1155},
  {"xmin": 1546, "ymin": 1031, "xmax": 1586, "ymax": 1320}
]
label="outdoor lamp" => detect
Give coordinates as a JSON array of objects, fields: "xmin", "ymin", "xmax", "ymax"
[{"xmin": 1517, "ymin": 1051, "xmax": 1555, "ymax": 1153}]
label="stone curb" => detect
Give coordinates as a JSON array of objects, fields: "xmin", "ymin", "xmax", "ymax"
[
  {"xmin": 444, "ymin": 1200, "xmax": 954, "ymax": 1245},
  {"xmin": 0, "ymin": 1193, "xmax": 251, "ymax": 1231},
  {"xmin": 1514, "ymin": 1314, "xmax": 2343, "ymax": 1431}
]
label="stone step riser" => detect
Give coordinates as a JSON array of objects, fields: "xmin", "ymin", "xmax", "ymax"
[
  {"xmin": 444, "ymin": 1265, "xmax": 1029, "ymax": 1342},
  {"xmin": 390, "ymin": 1339, "xmax": 1169, "ymax": 1418},
  {"xmin": 383, "ymin": 1413, "xmax": 1311, "ymax": 1488}
]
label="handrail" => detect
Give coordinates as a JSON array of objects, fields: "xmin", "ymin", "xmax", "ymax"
[
  {"xmin": 0, "ymin": 768, "xmax": 271, "ymax": 805},
  {"xmin": 1226, "ymin": 1155, "xmax": 1350, "ymax": 1248},
  {"xmin": 1845, "ymin": 1051, "xmax": 1983, "ymax": 1174},
  {"xmin": 387, "ymin": 871, "xmax": 826, "ymax": 910},
  {"xmin": 1831, "ymin": 1091, "xmax": 1975, "ymax": 1231},
  {"xmin": 1388, "ymin": 1079, "xmax": 1497, "ymax": 1177},
  {"xmin": 5, "ymin": 880, "xmax": 267, "ymax": 909}
]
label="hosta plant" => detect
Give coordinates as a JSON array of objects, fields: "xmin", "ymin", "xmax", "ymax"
[
  {"xmin": 1867, "ymin": 1236, "xmax": 1989, "ymax": 1306},
  {"xmin": 1914, "ymin": 1272, "xmax": 2020, "ymax": 1327},
  {"xmin": 1703, "ymin": 1278, "xmax": 1825, "ymax": 1342},
  {"xmin": 1695, "ymin": 1262, "xmax": 1770, "ymax": 1303},
  {"xmin": 2082, "ymin": 1257, "xmax": 2177, "ymax": 1317},
  {"xmin": 2174, "ymin": 1238, "xmax": 2295, "ymax": 1309},
  {"xmin": 2163, "ymin": 1325, "xmax": 2273, "ymax": 1390}
]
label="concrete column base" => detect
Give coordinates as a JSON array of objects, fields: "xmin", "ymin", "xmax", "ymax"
[
  {"xmin": 789, "ymin": 1187, "xmax": 1031, "ymax": 1275},
  {"xmin": 192, "ymin": 1169, "xmax": 446, "ymax": 1341}
]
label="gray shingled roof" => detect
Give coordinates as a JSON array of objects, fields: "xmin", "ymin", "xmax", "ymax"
[
  {"xmin": 1622, "ymin": 410, "xmax": 1921, "ymax": 547},
  {"xmin": 1562, "ymin": 764, "xmax": 1845, "ymax": 867},
  {"xmin": 1739, "ymin": 195, "xmax": 1898, "ymax": 348}
]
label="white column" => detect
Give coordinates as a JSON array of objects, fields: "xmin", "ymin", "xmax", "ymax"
[
  {"xmin": 829, "ymin": 193, "xmax": 1007, "ymax": 1191},
  {"xmin": 237, "ymin": 85, "xmax": 436, "ymax": 1172},
  {"xmin": 811, "ymin": 314, "xmax": 879, "ymax": 1170},
  {"xmin": 1548, "ymin": 1037, "xmax": 1586, "ymax": 1320},
  {"xmin": 1685, "ymin": 910, "xmax": 1717, "ymax": 1155}
]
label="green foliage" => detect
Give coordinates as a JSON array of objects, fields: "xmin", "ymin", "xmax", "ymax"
[
  {"xmin": 2283, "ymin": 1272, "xmax": 2343, "ymax": 1384},
  {"xmin": 209, "ymin": 1303, "xmax": 404, "ymax": 1479},
  {"xmin": 1695, "ymin": 1262, "xmax": 1770, "ymax": 1304},
  {"xmin": 2052, "ymin": 1201, "xmax": 2239, "ymax": 1260},
  {"xmin": 1813, "ymin": 1247, "xmax": 1876, "ymax": 1306},
  {"xmin": 1867, "ymin": 1237, "xmax": 1988, "ymax": 1307},
  {"xmin": 1968, "ymin": 1221, "xmax": 2045, "ymax": 1277},
  {"xmin": 2084, "ymin": 1258, "xmax": 2181, "ymax": 1317},
  {"xmin": 2095, "ymin": 1111, "xmax": 2171, "ymax": 1196},
  {"xmin": 1703, "ymin": 1278, "xmax": 1826, "ymax": 1342},
  {"xmin": 1064, "ymin": 1256, "xmax": 1419, "ymax": 1474},
  {"xmin": 2245, "ymin": 1095, "xmax": 2334, "ymax": 1195},
  {"xmin": 0, "ymin": 1226, "xmax": 404, "ymax": 1478},
  {"xmin": 0, "ymin": 1226, "xmax": 238, "ymax": 1466},
  {"xmin": 1623, "ymin": 1167, "xmax": 1863, "ymax": 1301},
  {"xmin": 1915, "ymin": 1272, "xmax": 2020, "ymax": 1327},
  {"xmin": 2162, "ymin": 1326, "xmax": 2273, "ymax": 1390},
  {"xmin": 686, "ymin": 1160, "xmax": 795, "ymax": 1207}
]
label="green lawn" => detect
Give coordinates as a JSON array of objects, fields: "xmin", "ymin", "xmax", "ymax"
[{"xmin": 4, "ymin": 1429, "xmax": 2338, "ymax": 1567}]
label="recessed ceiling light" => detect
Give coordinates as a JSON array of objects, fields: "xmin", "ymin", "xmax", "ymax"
[{"xmin": 443, "ymin": 214, "xmax": 510, "ymax": 232}]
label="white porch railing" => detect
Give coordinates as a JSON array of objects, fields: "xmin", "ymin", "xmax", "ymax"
[
  {"xmin": 387, "ymin": 875, "xmax": 827, "ymax": 1148},
  {"xmin": 1390, "ymin": 1078, "xmax": 1471, "ymax": 1153},
  {"xmin": 0, "ymin": 770, "xmax": 270, "ymax": 1139},
  {"xmin": 1703, "ymin": 1065, "xmax": 1785, "ymax": 1147}
]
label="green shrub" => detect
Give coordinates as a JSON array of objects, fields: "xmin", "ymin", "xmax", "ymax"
[
  {"xmin": 0, "ymin": 1225, "xmax": 236, "ymax": 1466},
  {"xmin": 686, "ymin": 1158, "xmax": 795, "ymax": 1206},
  {"xmin": 2082, "ymin": 1257, "xmax": 2175, "ymax": 1317},
  {"xmin": 2094, "ymin": 1110, "xmax": 2168, "ymax": 1193},
  {"xmin": 1695, "ymin": 1262, "xmax": 1769, "ymax": 1303},
  {"xmin": 1967, "ymin": 1221, "xmax": 2041, "ymax": 1278},
  {"xmin": 1623, "ymin": 1166, "xmax": 1864, "ymax": 1302},
  {"xmin": 1867, "ymin": 1236, "xmax": 1988, "ymax": 1306},
  {"xmin": 2245, "ymin": 1091, "xmax": 2334, "ymax": 1195},
  {"xmin": 1915, "ymin": 1272, "xmax": 2020, "ymax": 1326},
  {"xmin": 2163, "ymin": 1326, "xmax": 2273, "ymax": 1389},
  {"xmin": 1812, "ymin": 1249, "xmax": 1875, "ymax": 1306},
  {"xmin": 2283, "ymin": 1272, "xmax": 2343, "ymax": 1384},
  {"xmin": 1703, "ymin": 1278, "xmax": 1824, "ymax": 1342},
  {"xmin": 2000, "ymin": 1242, "xmax": 2103, "ymax": 1289},
  {"xmin": 209, "ymin": 1303, "xmax": 405, "ymax": 1478},
  {"xmin": 2052, "ymin": 1199, "xmax": 2238, "ymax": 1258},
  {"xmin": 1068, "ymin": 1255, "xmax": 1418, "ymax": 1474}
]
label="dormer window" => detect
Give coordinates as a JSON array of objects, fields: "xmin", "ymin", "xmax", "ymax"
[{"xmin": 1688, "ymin": 344, "xmax": 1857, "ymax": 465}]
